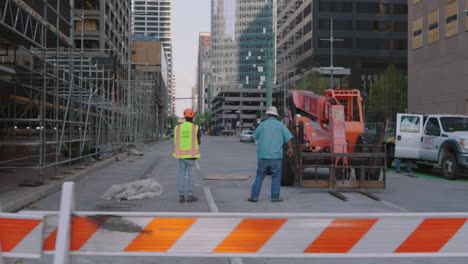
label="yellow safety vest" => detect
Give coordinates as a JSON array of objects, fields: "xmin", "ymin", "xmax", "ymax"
[{"xmin": 173, "ymin": 122, "xmax": 200, "ymax": 159}]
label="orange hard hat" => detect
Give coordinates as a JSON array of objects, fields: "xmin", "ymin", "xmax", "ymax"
[{"xmin": 183, "ymin": 108, "xmax": 194, "ymax": 118}]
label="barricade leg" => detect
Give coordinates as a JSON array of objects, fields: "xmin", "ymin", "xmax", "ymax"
[
  {"xmin": 53, "ymin": 182, "xmax": 75, "ymax": 264},
  {"xmin": 0, "ymin": 243, "xmax": 4, "ymax": 264}
]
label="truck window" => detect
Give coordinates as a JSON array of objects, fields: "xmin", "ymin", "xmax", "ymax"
[
  {"xmin": 425, "ymin": 118, "xmax": 441, "ymax": 136},
  {"xmin": 400, "ymin": 115, "xmax": 420, "ymax": 133},
  {"xmin": 440, "ymin": 117, "xmax": 468, "ymax": 132}
]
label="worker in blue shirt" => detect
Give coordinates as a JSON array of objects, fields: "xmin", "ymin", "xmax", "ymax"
[{"xmin": 248, "ymin": 106, "xmax": 293, "ymax": 202}]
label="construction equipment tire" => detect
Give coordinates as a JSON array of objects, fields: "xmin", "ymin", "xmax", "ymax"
[{"xmin": 281, "ymin": 155, "xmax": 295, "ymax": 186}]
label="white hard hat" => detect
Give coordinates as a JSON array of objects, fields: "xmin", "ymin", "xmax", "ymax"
[{"xmin": 266, "ymin": 106, "xmax": 279, "ymax": 116}]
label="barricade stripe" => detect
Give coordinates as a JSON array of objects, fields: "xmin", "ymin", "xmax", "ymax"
[
  {"xmin": 80, "ymin": 217, "xmax": 154, "ymax": 252},
  {"xmin": 71, "ymin": 216, "xmax": 109, "ymax": 251},
  {"xmin": 259, "ymin": 219, "xmax": 333, "ymax": 254},
  {"xmin": 124, "ymin": 218, "xmax": 197, "ymax": 252},
  {"xmin": 350, "ymin": 218, "xmax": 423, "ymax": 253},
  {"xmin": 213, "ymin": 218, "xmax": 287, "ymax": 253},
  {"xmin": 395, "ymin": 218, "xmax": 468, "ymax": 253},
  {"xmin": 0, "ymin": 218, "xmax": 41, "ymax": 252},
  {"xmin": 304, "ymin": 219, "xmax": 378, "ymax": 253},
  {"xmin": 11, "ymin": 222, "xmax": 44, "ymax": 255},
  {"xmin": 168, "ymin": 218, "xmax": 242, "ymax": 253},
  {"xmin": 43, "ymin": 228, "xmax": 57, "ymax": 251},
  {"xmin": 440, "ymin": 220, "xmax": 468, "ymax": 253}
]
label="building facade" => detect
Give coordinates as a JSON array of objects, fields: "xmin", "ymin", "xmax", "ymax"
[
  {"xmin": 132, "ymin": 0, "xmax": 173, "ymax": 115},
  {"xmin": 75, "ymin": 0, "xmax": 131, "ymax": 75},
  {"xmin": 131, "ymin": 36, "xmax": 169, "ymax": 136},
  {"xmin": 409, "ymin": 0, "xmax": 468, "ymax": 114},
  {"xmin": 197, "ymin": 33, "xmax": 212, "ymax": 114},
  {"xmin": 276, "ymin": 0, "xmax": 408, "ymax": 114},
  {"xmin": 211, "ymin": 0, "xmax": 275, "ymax": 132}
]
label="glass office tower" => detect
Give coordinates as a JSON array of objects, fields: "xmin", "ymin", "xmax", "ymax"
[{"xmin": 211, "ymin": 0, "xmax": 275, "ymax": 130}]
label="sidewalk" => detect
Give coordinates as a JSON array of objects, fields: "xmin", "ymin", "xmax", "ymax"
[{"xmin": 0, "ymin": 141, "xmax": 161, "ymax": 213}]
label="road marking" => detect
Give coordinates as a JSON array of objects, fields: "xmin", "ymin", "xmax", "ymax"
[
  {"xmin": 203, "ymin": 187, "xmax": 244, "ymax": 264},
  {"xmin": 203, "ymin": 187, "xmax": 219, "ymax": 213},
  {"xmin": 380, "ymin": 200, "xmax": 413, "ymax": 213}
]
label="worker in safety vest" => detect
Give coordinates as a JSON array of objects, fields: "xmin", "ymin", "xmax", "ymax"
[{"xmin": 173, "ymin": 108, "xmax": 201, "ymax": 203}]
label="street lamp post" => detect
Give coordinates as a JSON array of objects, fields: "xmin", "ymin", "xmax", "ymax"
[{"xmin": 320, "ymin": 17, "xmax": 344, "ymax": 90}]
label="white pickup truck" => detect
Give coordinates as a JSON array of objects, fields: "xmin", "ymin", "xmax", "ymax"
[{"xmin": 394, "ymin": 113, "xmax": 468, "ymax": 179}]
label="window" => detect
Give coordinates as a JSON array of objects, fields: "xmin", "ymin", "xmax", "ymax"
[
  {"xmin": 393, "ymin": 4, "xmax": 407, "ymax": 15},
  {"xmin": 356, "ymin": 20, "xmax": 391, "ymax": 32},
  {"xmin": 445, "ymin": 0, "xmax": 458, "ymax": 38},
  {"xmin": 400, "ymin": 116, "xmax": 421, "ymax": 133},
  {"xmin": 394, "ymin": 21, "xmax": 407, "ymax": 33},
  {"xmin": 74, "ymin": 19, "xmax": 99, "ymax": 31},
  {"xmin": 357, "ymin": 39, "xmax": 386, "ymax": 49},
  {"xmin": 356, "ymin": 3, "xmax": 390, "ymax": 14},
  {"xmin": 412, "ymin": 17, "xmax": 423, "ymax": 49},
  {"xmin": 428, "ymin": 9, "xmax": 439, "ymax": 44},
  {"xmin": 318, "ymin": 19, "xmax": 353, "ymax": 31},
  {"xmin": 318, "ymin": 1, "xmax": 352, "ymax": 12},
  {"xmin": 425, "ymin": 118, "xmax": 441, "ymax": 136},
  {"xmin": 75, "ymin": 0, "xmax": 99, "ymax": 10}
]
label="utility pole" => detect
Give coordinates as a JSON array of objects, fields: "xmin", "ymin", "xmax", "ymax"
[{"xmin": 320, "ymin": 18, "xmax": 343, "ymax": 90}]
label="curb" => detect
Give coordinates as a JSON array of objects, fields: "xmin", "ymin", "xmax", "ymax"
[{"xmin": 0, "ymin": 156, "xmax": 122, "ymax": 213}]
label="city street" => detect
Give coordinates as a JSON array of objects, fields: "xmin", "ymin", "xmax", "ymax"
[{"xmin": 21, "ymin": 136, "xmax": 468, "ymax": 264}]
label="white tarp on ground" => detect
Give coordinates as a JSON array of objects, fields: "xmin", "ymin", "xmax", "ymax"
[{"xmin": 101, "ymin": 178, "xmax": 163, "ymax": 200}]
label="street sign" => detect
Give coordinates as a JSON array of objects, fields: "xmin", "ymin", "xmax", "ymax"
[{"xmin": 313, "ymin": 67, "xmax": 351, "ymax": 75}]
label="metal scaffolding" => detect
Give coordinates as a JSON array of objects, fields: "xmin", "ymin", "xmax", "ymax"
[{"xmin": 0, "ymin": 0, "xmax": 163, "ymax": 183}]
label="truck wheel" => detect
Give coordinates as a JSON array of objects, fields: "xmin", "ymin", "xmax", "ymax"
[
  {"xmin": 441, "ymin": 152, "xmax": 458, "ymax": 180},
  {"xmin": 281, "ymin": 155, "xmax": 295, "ymax": 186}
]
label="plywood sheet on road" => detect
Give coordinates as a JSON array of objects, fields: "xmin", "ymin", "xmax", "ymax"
[{"xmin": 203, "ymin": 175, "xmax": 251, "ymax": 180}]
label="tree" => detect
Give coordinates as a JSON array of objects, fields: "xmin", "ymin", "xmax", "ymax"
[
  {"xmin": 167, "ymin": 114, "xmax": 179, "ymax": 130},
  {"xmin": 195, "ymin": 111, "xmax": 213, "ymax": 132},
  {"xmin": 296, "ymin": 70, "xmax": 326, "ymax": 94},
  {"xmin": 367, "ymin": 65, "xmax": 408, "ymax": 122}
]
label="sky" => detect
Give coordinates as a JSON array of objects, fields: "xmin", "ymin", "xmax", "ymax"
[{"xmin": 173, "ymin": 0, "xmax": 211, "ymax": 117}]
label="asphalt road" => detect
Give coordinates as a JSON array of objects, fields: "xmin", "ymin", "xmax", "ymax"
[{"xmin": 21, "ymin": 136, "xmax": 468, "ymax": 264}]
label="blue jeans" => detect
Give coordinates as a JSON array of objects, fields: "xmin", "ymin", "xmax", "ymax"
[
  {"xmin": 250, "ymin": 159, "xmax": 282, "ymax": 200},
  {"xmin": 395, "ymin": 159, "xmax": 412, "ymax": 172},
  {"xmin": 178, "ymin": 159, "xmax": 196, "ymax": 195}
]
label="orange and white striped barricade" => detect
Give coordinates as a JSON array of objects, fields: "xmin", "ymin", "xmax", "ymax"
[
  {"xmin": 0, "ymin": 213, "xmax": 44, "ymax": 259},
  {"xmin": 5, "ymin": 182, "xmax": 468, "ymax": 262},
  {"xmin": 41, "ymin": 211, "xmax": 468, "ymax": 259}
]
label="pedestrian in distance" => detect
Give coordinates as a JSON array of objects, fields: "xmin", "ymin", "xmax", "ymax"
[
  {"xmin": 248, "ymin": 106, "xmax": 293, "ymax": 202},
  {"xmin": 173, "ymin": 108, "xmax": 202, "ymax": 203}
]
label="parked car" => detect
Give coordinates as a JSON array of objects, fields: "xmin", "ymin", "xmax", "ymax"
[{"xmin": 240, "ymin": 130, "xmax": 254, "ymax": 142}]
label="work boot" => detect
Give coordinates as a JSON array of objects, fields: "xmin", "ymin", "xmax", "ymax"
[
  {"xmin": 179, "ymin": 195, "xmax": 185, "ymax": 203},
  {"xmin": 187, "ymin": 195, "xmax": 198, "ymax": 203},
  {"xmin": 248, "ymin": 197, "xmax": 258, "ymax": 202},
  {"xmin": 271, "ymin": 197, "xmax": 285, "ymax": 202}
]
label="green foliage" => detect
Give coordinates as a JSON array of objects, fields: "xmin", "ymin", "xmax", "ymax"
[
  {"xmin": 167, "ymin": 114, "xmax": 178, "ymax": 129},
  {"xmin": 367, "ymin": 65, "xmax": 408, "ymax": 122},
  {"xmin": 195, "ymin": 112, "xmax": 213, "ymax": 129},
  {"xmin": 295, "ymin": 70, "xmax": 331, "ymax": 94}
]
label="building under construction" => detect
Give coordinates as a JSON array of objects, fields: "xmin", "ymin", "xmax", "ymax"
[{"xmin": 0, "ymin": 0, "xmax": 167, "ymax": 185}]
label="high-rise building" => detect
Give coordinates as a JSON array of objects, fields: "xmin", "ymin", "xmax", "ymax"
[
  {"xmin": 132, "ymin": 0, "xmax": 173, "ymax": 109},
  {"xmin": 408, "ymin": 0, "xmax": 468, "ymax": 114},
  {"xmin": 192, "ymin": 85, "xmax": 198, "ymax": 110},
  {"xmin": 171, "ymin": 74, "xmax": 176, "ymax": 115},
  {"xmin": 197, "ymin": 33, "xmax": 212, "ymax": 114},
  {"xmin": 75, "ymin": 0, "xmax": 131, "ymax": 75},
  {"xmin": 211, "ymin": 0, "xmax": 275, "ymax": 132},
  {"xmin": 276, "ymin": 0, "xmax": 408, "ymax": 113}
]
